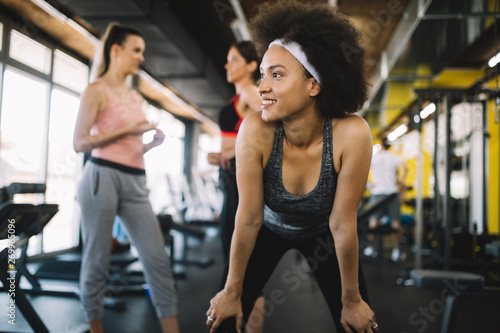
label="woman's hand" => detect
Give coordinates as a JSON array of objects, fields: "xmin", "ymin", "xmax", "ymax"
[
  {"xmin": 206, "ymin": 289, "xmax": 243, "ymax": 333},
  {"xmin": 341, "ymin": 299, "xmax": 378, "ymax": 332},
  {"xmin": 207, "ymin": 152, "xmax": 233, "ymax": 170},
  {"xmin": 207, "ymin": 152, "xmax": 221, "ymax": 166},
  {"xmin": 149, "ymin": 128, "xmax": 165, "ymax": 148},
  {"xmin": 219, "ymin": 154, "xmax": 232, "ymax": 170}
]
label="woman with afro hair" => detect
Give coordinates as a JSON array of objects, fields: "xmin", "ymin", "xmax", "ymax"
[{"xmin": 206, "ymin": 1, "xmax": 377, "ymax": 332}]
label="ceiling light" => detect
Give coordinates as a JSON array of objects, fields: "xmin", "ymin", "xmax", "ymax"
[
  {"xmin": 488, "ymin": 52, "xmax": 500, "ymax": 68},
  {"xmin": 387, "ymin": 124, "xmax": 408, "ymax": 142},
  {"xmin": 420, "ymin": 102, "xmax": 436, "ymax": 119}
]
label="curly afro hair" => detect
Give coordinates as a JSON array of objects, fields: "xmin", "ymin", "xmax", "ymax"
[{"xmin": 248, "ymin": 0, "xmax": 369, "ymax": 118}]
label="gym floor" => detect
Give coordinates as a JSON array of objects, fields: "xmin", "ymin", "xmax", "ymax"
[{"xmin": 0, "ymin": 230, "xmax": 472, "ymax": 333}]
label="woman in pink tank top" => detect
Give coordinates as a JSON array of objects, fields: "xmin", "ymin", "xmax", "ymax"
[
  {"xmin": 73, "ymin": 28, "xmax": 161, "ymax": 160},
  {"xmin": 73, "ymin": 23, "xmax": 180, "ymax": 333}
]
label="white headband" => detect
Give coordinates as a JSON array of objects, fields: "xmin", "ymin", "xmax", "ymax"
[{"xmin": 268, "ymin": 38, "xmax": 322, "ymax": 85}]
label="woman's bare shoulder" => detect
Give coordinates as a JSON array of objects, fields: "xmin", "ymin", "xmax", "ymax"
[
  {"xmin": 80, "ymin": 82, "xmax": 107, "ymax": 110},
  {"xmin": 83, "ymin": 81, "xmax": 106, "ymax": 99},
  {"xmin": 332, "ymin": 114, "xmax": 370, "ymax": 137},
  {"xmin": 241, "ymin": 111, "xmax": 275, "ymax": 132},
  {"xmin": 332, "ymin": 114, "xmax": 372, "ymax": 153},
  {"xmin": 238, "ymin": 112, "xmax": 277, "ymax": 148}
]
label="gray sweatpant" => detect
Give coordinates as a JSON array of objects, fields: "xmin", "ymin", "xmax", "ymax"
[{"xmin": 77, "ymin": 161, "xmax": 177, "ymax": 322}]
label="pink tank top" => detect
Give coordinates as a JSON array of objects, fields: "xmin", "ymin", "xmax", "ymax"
[{"xmin": 90, "ymin": 78, "xmax": 146, "ymax": 169}]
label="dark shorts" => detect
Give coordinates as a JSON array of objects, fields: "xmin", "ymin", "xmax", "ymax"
[{"xmin": 369, "ymin": 193, "xmax": 401, "ymax": 224}]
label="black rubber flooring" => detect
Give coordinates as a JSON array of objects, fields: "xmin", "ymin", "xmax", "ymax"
[{"xmin": 0, "ymin": 230, "xmax": 498, "ymax": 333}]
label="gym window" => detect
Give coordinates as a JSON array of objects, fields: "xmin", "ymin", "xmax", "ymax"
[
  {"xmin": 0, "ymin": 24, "xmax": 85, "ymax": 256},
  {"xmin": 9, "ymin": 29, "xmax": 51, "ymax": 75}
]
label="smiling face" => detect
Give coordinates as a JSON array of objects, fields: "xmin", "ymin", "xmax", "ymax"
[
  {"xmin": 258, "ymin": 45, "xmax": 320, "ymax": 123},
  {"xmin": 113, "ymin": 34, "xmax": 145, "ymax": 76}
]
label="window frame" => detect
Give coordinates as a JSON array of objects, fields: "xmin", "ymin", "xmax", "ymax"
[{"xmin": 0, "ymin": 15, "xmax": 90, "ymax": 258}]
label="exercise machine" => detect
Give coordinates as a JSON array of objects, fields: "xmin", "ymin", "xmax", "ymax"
[
  {"xmin": 0, "ymin": 184, "xmax": 59, "ymax": 333},
  {"xmin": 357, "ymin": 192, "xmax": 412, "ymax": 283}
]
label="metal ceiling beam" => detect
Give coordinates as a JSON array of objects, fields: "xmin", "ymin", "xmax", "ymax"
[
  {"xmin": 228, "ymin": 0, "xmax": 250, "ymax": 41},
  {"xmin": 144, "ymin": 0, "xmax": 232, "ymax": 100},
  {"xmin": 362, "ymin": 0, "xmax": 433, "ymax": 115},
  {"xmin": 75, "ymin": 15, "xmax": 149, "ymax": 21},
  {"xmin": 46, "ymin": 0, "xmax": 230, "ymax": 122}
]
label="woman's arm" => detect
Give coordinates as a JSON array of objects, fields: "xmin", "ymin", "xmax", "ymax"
[
  {"xmin": 329, "ymin": 116, "xmax": 376, "ymax": 332},
  {"xmin": 73, "ymin": 83, "xmax": 154, "ymax": 153},
  {"xmin": 143, "ymin": 128, "xmax": 165, "ymax": 153},
  {"xmin": 207, "ymin": 113, "xmax": 272, "ymax": 333}
]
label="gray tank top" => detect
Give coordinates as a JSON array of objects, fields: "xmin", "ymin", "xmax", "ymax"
[{"xmin": 263, "ymin": 118, "xmax": 338, "ymax": 241}]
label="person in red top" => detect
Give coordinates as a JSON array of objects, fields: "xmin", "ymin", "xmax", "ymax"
[
  {"xmin": 208, "ymin": 41, "xmax": 261, "ymax": 260},
  {"xmin": 73, "ymin": 23, "xmax": 179, "ymax": 333},
  {"xmin": 207, "ymin": 41, "xmax": 263, "ymax": 332}
]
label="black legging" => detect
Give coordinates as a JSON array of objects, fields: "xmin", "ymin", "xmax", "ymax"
[
  {"xmin": 215, "ymin": 225, "xmax": 370, "ymax": 333},
  {"xmin": 218, "ymin": 158, "xmax": 238, "ymax": 262}
]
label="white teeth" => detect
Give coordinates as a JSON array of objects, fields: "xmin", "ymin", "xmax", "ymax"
[{"xmin": 262, "ymin": 100, "xmax": 276, "ymax": 105}]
